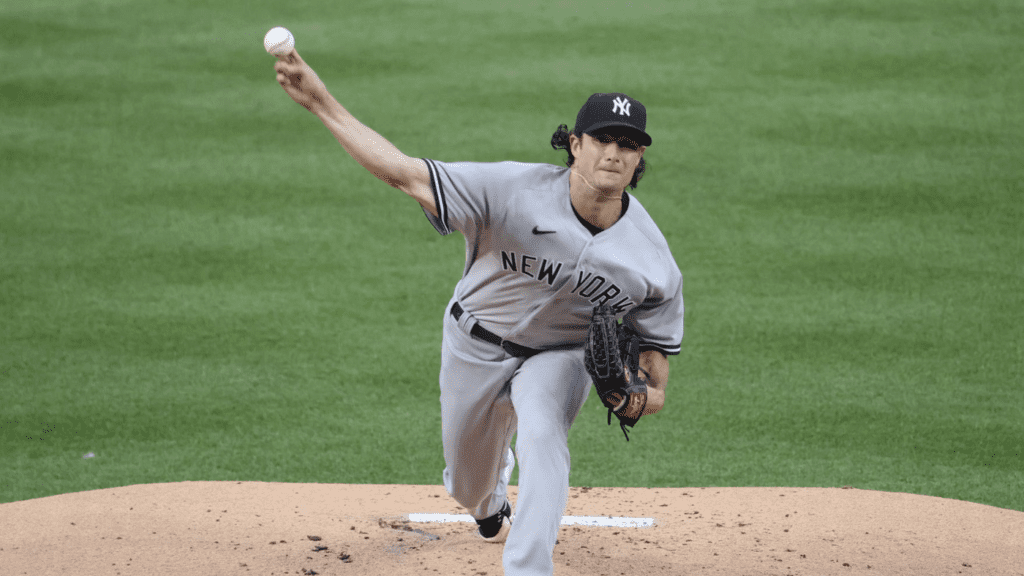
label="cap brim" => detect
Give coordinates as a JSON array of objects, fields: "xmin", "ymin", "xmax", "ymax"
[{"xmin": 583, "ymin": 121, "xmax": 652, "ymax": 146}]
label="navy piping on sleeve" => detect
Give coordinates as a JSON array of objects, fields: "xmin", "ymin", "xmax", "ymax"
[
  {"xmin": 640, "ymin": 343, "xmax": 682, "ymax": 356},
  {"xmin": 422, "ymin": 159, "xmax": 450, "ymax": 235}
]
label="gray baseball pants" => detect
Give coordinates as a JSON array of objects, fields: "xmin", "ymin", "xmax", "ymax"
[{"xmin": 440, "ymin": 299, "xmax": 592, "ymax": 576}]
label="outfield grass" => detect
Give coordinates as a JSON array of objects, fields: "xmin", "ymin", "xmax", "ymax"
[{"xmin": 2, "ymin": 0, "xmax": 1022, "ymax": 511}]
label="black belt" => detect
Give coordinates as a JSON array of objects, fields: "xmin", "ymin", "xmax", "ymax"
[{"xmin": 450, "ymin": 302, "xmax": 542, "ymax": 358}]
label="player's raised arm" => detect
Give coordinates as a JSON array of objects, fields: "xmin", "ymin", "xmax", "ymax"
[{"xmin": 272, "ymin": 49, "xmax": 436, "ymax": 216}]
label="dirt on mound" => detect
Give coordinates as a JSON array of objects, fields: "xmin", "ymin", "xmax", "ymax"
[{"xmin": 1, "ymin": 482, "xmax": 1021, "ymax": 575}]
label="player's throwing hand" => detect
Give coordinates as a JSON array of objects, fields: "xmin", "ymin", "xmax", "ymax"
[{"xmin": 274, "ymin": 50, "xmax": 333, "ymax": 115}]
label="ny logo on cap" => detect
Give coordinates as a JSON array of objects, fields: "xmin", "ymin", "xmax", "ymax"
[{"xmin": 612, "ymin": 96, "xmax": 631, "ymax": 116}]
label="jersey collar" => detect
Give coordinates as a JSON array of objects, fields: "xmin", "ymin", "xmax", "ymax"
[{"xmin": 571, "ymin": 192, "xmax": 630, "ymax": 236}]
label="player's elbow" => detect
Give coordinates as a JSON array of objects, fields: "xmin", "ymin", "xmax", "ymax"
[{"xmin": 375, "ymin": 170, "xmax": 405, "ymax": 189}]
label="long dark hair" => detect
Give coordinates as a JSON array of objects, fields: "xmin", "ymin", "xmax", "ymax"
[{"xmin": 550, "ymin": 124, "xmax": 647, "ymax": 190}]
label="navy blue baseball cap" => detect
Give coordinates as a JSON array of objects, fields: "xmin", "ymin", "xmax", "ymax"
[{"xmin": 573, "ymin": 92, "xmax": 652, "ymax": 146}]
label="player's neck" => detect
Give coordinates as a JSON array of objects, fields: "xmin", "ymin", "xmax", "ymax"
[{"xmin": 569, "ymin": 170, "xmax": 625, "ymax": 230}]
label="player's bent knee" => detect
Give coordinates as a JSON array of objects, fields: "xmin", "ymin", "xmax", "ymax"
[
  {"xmin": 445, "ymin": 473, "xmax": 491, "ymax": 510},
  {"xmin": 516, "ymin": 426, "xmax": 570, "ymax": 456}
]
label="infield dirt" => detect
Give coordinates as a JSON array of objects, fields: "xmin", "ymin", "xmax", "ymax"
[{"xmin": 1, "ymin": 482, "xmax": 1021, "ymax": 575}]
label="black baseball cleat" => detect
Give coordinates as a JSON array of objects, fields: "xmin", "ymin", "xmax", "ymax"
[{"xmin": 476, "ymin": 501, "xmax": 513, "ymax": 543}]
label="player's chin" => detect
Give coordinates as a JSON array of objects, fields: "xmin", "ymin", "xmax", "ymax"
[{"xmin": 595, "ymin": 171, "xmax": 628, "ymax": 191}]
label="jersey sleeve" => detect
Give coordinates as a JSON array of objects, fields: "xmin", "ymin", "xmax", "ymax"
[
  {"xmin": 419, "ymin": 158, "xmax": 504, "ymax": 238},
  {"xmin": 625, "ymin": 268, "xmax": 684, "ymax": 356}
]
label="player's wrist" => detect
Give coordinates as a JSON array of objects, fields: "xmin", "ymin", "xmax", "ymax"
[
  {"xmin": 311, "ymin": 95, "xmax": 340, "ymax": 119},
  {"xmin": 642, "ymin": 387, "xmax": 664, "ymax": 415}
]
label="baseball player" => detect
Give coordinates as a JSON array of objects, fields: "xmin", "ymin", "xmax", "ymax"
[{"xmin": 273, "ymin": 50, "xmax": 684, "ymax": 576}]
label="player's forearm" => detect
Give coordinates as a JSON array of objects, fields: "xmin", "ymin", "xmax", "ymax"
[
  {"xmin": 316, "ymin": 101, "xmax": 419, "ymax": 190},
  {"xmin": 274, "ymin": 51, "xmax": 436, "ymax": 214},
  {"xmin": 644, "ymin": 387, "xmax": 665, "ymax": 415},
  {"xmin": 640, "ymin": 350, "xmax": 669, "ymax": 416}
]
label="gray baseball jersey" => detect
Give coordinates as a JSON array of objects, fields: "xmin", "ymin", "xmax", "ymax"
[{"xmin": 421, "ymin": 159, "xmax": 684, "ymax": 354}]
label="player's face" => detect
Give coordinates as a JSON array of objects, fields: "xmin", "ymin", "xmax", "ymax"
[{"xmin": 570, "ymin": 130, "xmax": 646, "ymax": 194}]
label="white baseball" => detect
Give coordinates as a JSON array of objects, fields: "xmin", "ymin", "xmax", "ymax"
[{"xmin": 264, "ymin": 26, "xmax": 295, "ymax": 56}]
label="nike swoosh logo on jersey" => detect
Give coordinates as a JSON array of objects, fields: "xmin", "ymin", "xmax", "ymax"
[{"xmin": 532, "ymin": 226, "xmax": 556, "ymax": 235}]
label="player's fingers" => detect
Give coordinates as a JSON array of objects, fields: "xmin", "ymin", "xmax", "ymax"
[
  {"xmin": 274, "ymin": 54, "xmax": 302, "ymax": 71},
  {"xmin": 273, "ymin": 49, "xmax": 296, "ymax": 64},
  {"xmin": 275, "ymin": 64, "xmax": 299, "ymax": 87},
  {"xmin": 275, "ymin": 63, "xmax": 307, "ymax": 87}
]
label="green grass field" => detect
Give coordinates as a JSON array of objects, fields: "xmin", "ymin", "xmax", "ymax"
[{"xmin": 2, "ymin": 0, "xmax": 1022, "ymax": 511}]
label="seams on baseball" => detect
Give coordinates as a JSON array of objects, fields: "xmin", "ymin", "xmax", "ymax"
[{"xmin": 264, "ymin": 27, "xmax": 295, "ymax": 56}]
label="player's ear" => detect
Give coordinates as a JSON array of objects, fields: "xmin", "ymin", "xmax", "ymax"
[{"xmin": 569, "ymin": 133, "xmax": 582, "ymax": 156}]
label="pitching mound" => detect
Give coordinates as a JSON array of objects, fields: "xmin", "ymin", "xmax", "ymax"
[{"xmin": 1, "ymin": 482, "xmax": 1021, "ymax": 575}]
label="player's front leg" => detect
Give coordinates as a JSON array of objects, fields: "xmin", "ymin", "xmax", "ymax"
[{"xmin": 504, "ymin": 349, "xmax": 591, "ymax": 576}]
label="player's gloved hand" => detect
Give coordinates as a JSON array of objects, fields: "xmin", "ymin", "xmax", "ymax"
[
  {"xmin": 584, "ymin": 305, "xmax": 648, "ymax": 441},
  {"xmin": 274, "ymin": 49, "xmax": 332, "ymax": 115}
]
